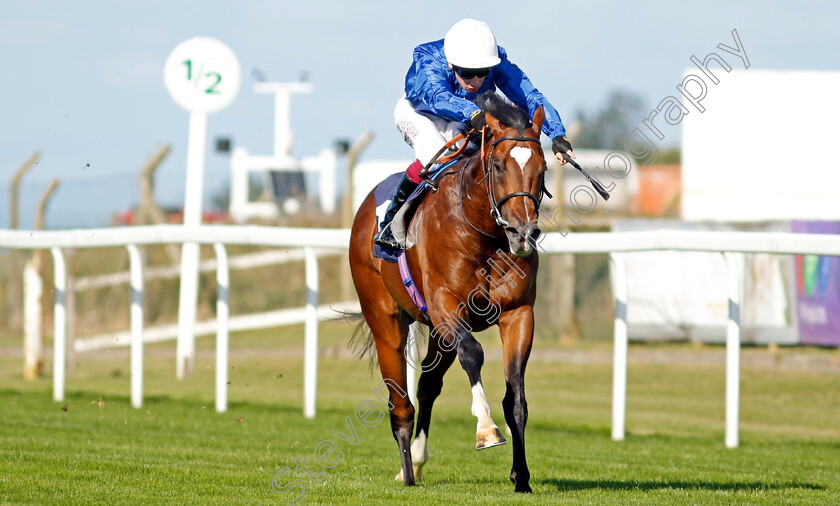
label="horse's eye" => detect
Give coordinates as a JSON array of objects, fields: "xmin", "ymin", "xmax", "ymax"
[{"xmin": 494, "ymin": 161, "xmax": 504, "ymax": 173}]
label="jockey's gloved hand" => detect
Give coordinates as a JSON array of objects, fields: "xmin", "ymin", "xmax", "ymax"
[
  {"xmin": 552, "ymin": 136, "xmax": 573, "ymax": 157},
  {"xmin": 468, "ymin": 110, "xmax": 487, "ymax": 131}
]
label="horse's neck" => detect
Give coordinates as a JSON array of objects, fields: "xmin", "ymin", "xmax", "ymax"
[
  {"xmin": 463, "ymin": 154, "xmax": 490, "ymax": 202},
  {"xmin": 461, "ymin": 155, "xmax": 490, "ymax": 211},
  {"xmin": 454, "ymin": 156, "xmax": 504, "ymax": 245}
]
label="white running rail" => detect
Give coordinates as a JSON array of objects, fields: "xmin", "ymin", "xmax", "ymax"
[{"xmin": 4, "ymin": 225, "xmax": 840, "ymax": 446}]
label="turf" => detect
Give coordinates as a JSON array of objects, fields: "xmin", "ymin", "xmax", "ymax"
[{"xmin": 1, "ymin": 322, "xmax": 838, "ymax": 504}]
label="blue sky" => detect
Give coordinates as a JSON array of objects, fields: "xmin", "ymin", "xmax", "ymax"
[{"xmin": 2, "ymin": 0, "xmax": 838, "ymax": 228}]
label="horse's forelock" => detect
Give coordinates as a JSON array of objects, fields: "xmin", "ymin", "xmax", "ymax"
[{"xmin": 475, "ymin": 91, "xmax": 531, "ymax": 133}]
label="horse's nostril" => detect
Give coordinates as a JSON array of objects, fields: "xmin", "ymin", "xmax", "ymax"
[{"xmin": 529, "ymin": 227, "xmax": 541, "ymax": 241}]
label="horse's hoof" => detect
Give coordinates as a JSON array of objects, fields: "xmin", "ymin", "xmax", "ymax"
[
  {"xmin": 395, "ymin": 468, "xmax": 422, "ymax": 484},
  {"xmin": 510, "ymin": 470, "xmax": 531, "ymax": 492},
  {"xmin": 475, "ymin": 426, "xmax": 508, "ymax": 450}
]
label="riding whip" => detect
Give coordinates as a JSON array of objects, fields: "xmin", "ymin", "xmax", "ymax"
[{"xmin": 562, "ymin": 154, "xmax": 611, "ymax": 201}]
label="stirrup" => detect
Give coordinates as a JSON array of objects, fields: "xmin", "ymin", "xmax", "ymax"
[{"xmin": 373, "ymin": 225, "xmax": 402, "ymax": 250}]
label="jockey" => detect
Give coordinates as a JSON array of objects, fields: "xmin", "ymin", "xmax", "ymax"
[{"xmin": 374, "ymin": 18, "xmax": 576, "ymax": 250}]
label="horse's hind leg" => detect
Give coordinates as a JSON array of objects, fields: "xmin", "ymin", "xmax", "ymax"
[
  {"xmin": 350, "ymin": 194, "xmax": 418, "ymax": 485},
  {"xmin": 367, "ymin": 309, "xmax": 417, "ymax": 486},
  {"xmin": 405, "ymin": 325, "xmax": 458, "ymax": 482}
]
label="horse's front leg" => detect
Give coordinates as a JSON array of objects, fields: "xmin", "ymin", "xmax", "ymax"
[
  {"xmin": 429, "ymin": 294, "xmax": 507, "ymax": 451},
  {"xmin": 453, "ymin": 323, "xmax": 507, "ymax": 450},
  {"xmin": 498, "ymin": 307, "xmax": 534, "ymax": 493},
  {"xmin": 458, "ymin": 332, "xmax": 508, "ymax": 450}
]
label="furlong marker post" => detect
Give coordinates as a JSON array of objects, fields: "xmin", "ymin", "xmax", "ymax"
[
  {"xmin": 163, "ymin": 37, "xmax": 241, "ymax": 379},
  {"xmin": 175, "ymin": 111, "xmax": 207, "ymax": 379}
]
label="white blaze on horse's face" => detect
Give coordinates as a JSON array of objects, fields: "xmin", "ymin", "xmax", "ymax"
[
  {"xmin": 509, "ymin": 146, "xmax": 534, "ymax": 222},
  {"xmin": 510, "ymin": 147, "xmax": 532, "ymax": 174}
]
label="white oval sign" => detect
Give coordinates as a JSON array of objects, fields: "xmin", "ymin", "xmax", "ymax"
[{"xmin": 164, "ymin": 37, "xmax": 241, "ymax": 113}]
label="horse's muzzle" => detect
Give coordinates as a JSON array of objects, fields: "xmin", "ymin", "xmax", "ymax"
[{"xmin": 505, "ymin": 223, "xmax": 541, "ymax": 258}]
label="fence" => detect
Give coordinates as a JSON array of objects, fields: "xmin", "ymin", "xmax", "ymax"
[
  {"xmin": 3, "ymin": 225, "xmax": 840, "ymax": 448},
  {"xmin": 71, "ymin": 247, "xmax": 348, "ymax": 353},
  {"xmin": 3, "ymin": 226, "xmax": 350, "ymax": 417}
]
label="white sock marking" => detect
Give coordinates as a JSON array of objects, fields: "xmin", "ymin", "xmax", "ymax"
[
  {"xmin": 471, "ymin": 382, "xmax": 495, "ymax": 431},
  {"xmin": 410, "ymin": 430, "xmax": 428, "ymax": 466}
]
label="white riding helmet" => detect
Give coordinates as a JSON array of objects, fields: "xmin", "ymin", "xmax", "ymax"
[{"xmin": 444, "ymin": 19, "xmax": 501, "ymax": 69}]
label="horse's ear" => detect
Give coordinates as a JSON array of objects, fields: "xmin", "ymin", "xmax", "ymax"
[
  {"xmin": 486, "ymin": 111, "xmax": 504, "ymax": 136},
  {"xmin": 532, "ymin": 106, "xmax": 545, "ymax": 134}
]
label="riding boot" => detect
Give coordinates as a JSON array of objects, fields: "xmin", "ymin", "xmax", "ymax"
[{"xmin": 373, "ymin": 172, "xmax": 420, "ymax": 249}]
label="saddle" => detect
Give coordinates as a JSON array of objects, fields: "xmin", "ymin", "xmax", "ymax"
[{"xmin": 372, "ymin": 159, "xmax": 460, "ymax": 263}]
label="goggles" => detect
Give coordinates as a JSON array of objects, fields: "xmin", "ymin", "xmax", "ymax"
[{"xmin": 452, "ymin": 65, "xmax": 491, "ymax": 80}]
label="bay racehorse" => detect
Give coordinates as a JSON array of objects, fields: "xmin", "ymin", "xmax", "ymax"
[{"xmin": 349, "ymin": 92, "xmax": 548, "ymax": 493}]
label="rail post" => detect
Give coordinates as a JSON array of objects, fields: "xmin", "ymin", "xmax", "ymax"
[
  {"xmin": 127, "ymin": 245, "xmax": 144, "ymax": 408},
  {"xmin": 51, "ymin": 248, "xmax": 67, "ymax": 402},
  {"xmin": 724, "ymin": 252, "xmax": 742, "ymax": 448},
  {"xmin": 214, "ymin": 243, "xmax": 230, "ymax": 413},
  {"xmin": 303, "ymin": 247, "xmax": 318, "ymax": 418},
  {"xmin": 610, "ymin": 253, "xmax": 628, "ymax": 441}
]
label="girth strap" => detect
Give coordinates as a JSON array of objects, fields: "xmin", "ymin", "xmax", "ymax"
[{"xmin": 397, "ymin": 250, "xmax": 428, "ymax": 318}]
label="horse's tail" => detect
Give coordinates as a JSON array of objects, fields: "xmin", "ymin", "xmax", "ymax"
[{"xmin": 344, "ymin": 311, "xmax": 379, "ymax": 372}]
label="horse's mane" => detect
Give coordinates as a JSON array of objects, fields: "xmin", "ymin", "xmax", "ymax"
[{"xmin": 475, "ymin": 91, "xmax": 531, "ymax": 133}]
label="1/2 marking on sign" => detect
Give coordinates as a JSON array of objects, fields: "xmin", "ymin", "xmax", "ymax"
[
  {"xmin": 182, "ymin": 60, "xmax": 221, "ymax": 94},
  {"xmin": 164, "ymin": 37, "xmax": 240, "ymax": 113}
]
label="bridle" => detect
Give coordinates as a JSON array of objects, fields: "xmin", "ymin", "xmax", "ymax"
[
  {"xmin": 485, "ymin": 134, "xmax": 551, "ymax": 227},
  {"xmin": 460, "ymin": 127, "xmax": 553, "ymax": 239}
]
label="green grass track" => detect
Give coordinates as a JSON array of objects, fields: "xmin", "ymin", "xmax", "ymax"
[{"xmin": 1, "ymin": 322, "xmax": 838, "ymax": 504}]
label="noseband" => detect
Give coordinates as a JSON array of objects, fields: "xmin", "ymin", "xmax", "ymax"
[{"xmin": 461, "ymin": 131, "xmax": 553, "ymax": 238}]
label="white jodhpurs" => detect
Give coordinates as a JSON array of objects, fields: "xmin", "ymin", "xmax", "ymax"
[{"xmin": 394, "ymin": 96, "xmax": 468, "ymax": 166}]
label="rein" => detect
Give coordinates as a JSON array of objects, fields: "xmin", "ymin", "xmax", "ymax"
[{"xmin": 418, "ymin": 131, "xmax": 472, "ymax": 190}]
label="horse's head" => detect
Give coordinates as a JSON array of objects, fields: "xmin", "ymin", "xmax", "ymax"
[{"xmin": 480, "ymin": 98, "xmax": 548, "ymax": 258}]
